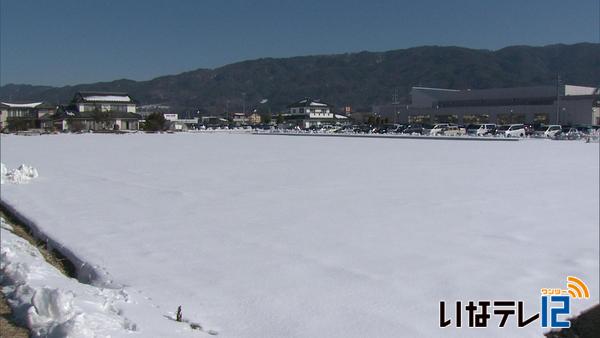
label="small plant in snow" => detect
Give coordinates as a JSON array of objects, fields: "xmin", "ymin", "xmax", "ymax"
[{"xmin": 176, "ymin": 306, "xmax": 182, "ymax": 322}]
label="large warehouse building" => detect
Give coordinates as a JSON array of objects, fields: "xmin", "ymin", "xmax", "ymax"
[{"xmin": 385, "ymin": 85, "xmax": 600, "ymax": 125}]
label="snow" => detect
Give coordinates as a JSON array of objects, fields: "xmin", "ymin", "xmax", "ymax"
[
  {"xmin": 1, "ymin": 163, "xmax": 39, "ymax": 184},
  {"xmin": 0, "ymin": 133, "xmax": 598, "ymax": 337},
  {"xmin": 1, "ymin": 102, "xmax": 44, "ymax": 108},
  {"xmin": 0, "ymin": 163, "xmax": 6, "ymax": 184},
  {"xmin": 1, "ymin": 218, "xmax": 136, "ymax": 337},
  {"xmin": 0, "ymin": 217, "xmax": 204, "ymax": 337},
  {"xmin": 82, "ymin": 95, "xmax": 131, "ymax": 102}
]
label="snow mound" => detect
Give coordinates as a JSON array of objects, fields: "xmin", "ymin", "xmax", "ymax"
[
  {"xmin": 0, "ymin": 219, "xmax": 136, "ymax": 337},
  {"xmin": 0, "ymin": 162, "xmax": 6, "ymax": 184},
  {"xmin": 1, "ymin": 163, "xmax": 39, "ymax": 184}
]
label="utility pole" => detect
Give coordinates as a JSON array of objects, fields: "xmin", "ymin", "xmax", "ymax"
[
  {"xmin": 392, "ymin": 88, "xmax": 400, "ymax": 123},
  {"xmin": 242, "ymin": 93, "xmax": 247, "ymax": 115},
  {"xmin": 556, "ymin": 74, "xmax": 561, "ymax": 124}
]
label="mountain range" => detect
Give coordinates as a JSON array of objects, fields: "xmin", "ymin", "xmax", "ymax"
[{"xmin": 1, "ymin": 43, "xmax": 599, "ymax": 113}]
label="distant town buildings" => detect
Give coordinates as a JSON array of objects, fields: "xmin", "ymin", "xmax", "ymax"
[
  {"xmin": 1, "ymin": 83, "xmax": 598, "ymax": 133},
  {"xmin": 137, "ymin": 104, "xmax": 171, "ymax": 118}
]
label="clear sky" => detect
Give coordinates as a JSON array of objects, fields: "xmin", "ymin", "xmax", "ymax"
[{"xmin": 1, "ymin": 0, "xmax": 598, "ymax": 86}]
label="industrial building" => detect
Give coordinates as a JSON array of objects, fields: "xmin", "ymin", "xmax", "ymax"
[{"xmin": 379, "ymin": 85, "xmax": 600, "ymax": 125}]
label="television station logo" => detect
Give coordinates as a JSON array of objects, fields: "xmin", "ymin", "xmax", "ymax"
[{"xmin": 440, "ymin": 276, "xmax": 590, "ymax": 329}]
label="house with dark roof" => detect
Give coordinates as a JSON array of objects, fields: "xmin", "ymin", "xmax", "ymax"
[
  {"xmin": 0, "ymin": 101, "xmax": 56, "ymax": 131},
  {"xmin": 286, "ymin": 98, "xmax": 348, "ymax": 128},
  {"xmin": 43, "ymin": 92, "xmax": 141, "ymax": 131},
  {"xmin": 72, "ymin": 91, "xmax": 138, "ymax": 114}
]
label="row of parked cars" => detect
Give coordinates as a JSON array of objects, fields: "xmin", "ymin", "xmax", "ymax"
[
  {"xmin": 336, "ymin": 123, "xmax": 599, "ymax": 139},
  {"xmin": 468, "ymin": 124, "xmax": 599, "ymax": 139}
]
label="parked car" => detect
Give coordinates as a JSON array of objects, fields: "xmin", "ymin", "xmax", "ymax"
[
  {"xmin": 556, "ymin": 126, "xmax": 581, "ymax": 140},
  {"xmin": 392, "ymin": 125, "xmax": 408, "ymax": 133},
  {"xmin": 505, "ymin": 124, "xmax": 526, "ymax": 138},
  {"xmin": 540, "ymin": 125, "xmax": 562, "ymax": 138},
  {"xmin": 476, "ymin": 124, "xmax": 497, "ymax": 136},
  {"xmin": 524, "ymin": 124, "xmax": 536, "ymax": 136},
  {"xmin": 442, "ymin": 125, "xmax": 463, "ymax": 136},
  {"xmin": 495, "ymin": 125, "xmax": 509, "ymax": 136},
  {"xmin": 374, "ymin": 124, "xmax": 398, "ymax": 134},
  {"xmin": 575, "ymin": 126, "xmax": 593, "ymax": 136},
  {"xmin": 430, "ymin": 124, "xmax": 450, "ymax": 136},
  {"xmin": 356, "ymin": 125, "xmax": 375, "ymax": 134},
  {"xmin": 403, "ymin": 124, "xmax": 425, "ymax": 135},
  {"xmin": 466, "ymin": 124, "xmax": 481, "ymax": 135},
  {"xmin": 533, "ymin": 125, "xmax": 547, "ymax": 137}
]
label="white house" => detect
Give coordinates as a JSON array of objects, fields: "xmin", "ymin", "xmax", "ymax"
[
  {"xmin": 72, "ymin": 91, "xmax": 137, "ymax": 114},
  {"xmin": 44, "ymin": 92, "xmax": 141, "ymax": 131},
  {"xmin": 287, "ymin": 98, "xmax": 348, "ymax": 128},
  {"xmin": 231, "ymin": 112, "xmax": 249, "ymax": 126}
]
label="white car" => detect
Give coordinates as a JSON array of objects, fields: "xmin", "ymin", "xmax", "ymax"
[
  {"xmin": 430, "ymin": 124, "xmax": 450, "ymax": 136},
  {"xmin": 505, "ymin": 124, "xmax": 526, "ymax": 138},
  {"xmin": 476, "ymin": 124, "xmax": 496, "ymax": 136},
  {"xmin": 443, "ymin": 125, "xmax": 463, "ymax": 136},
  {"xmin": 543, "ymin": 125, "xmax": 562, "ymax": 138}
]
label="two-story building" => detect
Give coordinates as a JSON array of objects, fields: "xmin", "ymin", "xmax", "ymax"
[
  {"xmin": 45, "ymin": 92, "xmax": 141, "ymax": 131},
  {"xmin": 248, "ymin": 112, "xmax": 262, "ymax": 125},
  {"xmin": 286, "ymin": 98, "xmax": 348, "ymax": 128},
  {"xmin": 231, "ymin": 112, "xmax": 249, "ymax": 126},
  {"xmin": 0, "ymin": 102, "xmax": 56, "ymax": 131}
]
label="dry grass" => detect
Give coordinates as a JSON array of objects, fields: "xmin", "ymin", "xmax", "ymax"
[
  {"xmin": 0, "ymin": 210, "xmax": 75, "ymax": 277},
  {"xmin": 0, "ymin": 292, "xmax": 29, "ymax": 338}
]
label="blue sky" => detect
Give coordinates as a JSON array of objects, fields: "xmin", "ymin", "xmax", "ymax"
[{"xmin": 1, "ymin": 0, "xmax": 598, "ymax": 86}]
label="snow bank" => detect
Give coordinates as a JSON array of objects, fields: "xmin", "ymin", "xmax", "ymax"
[
  {"xmin": 0, "ymin": 217, "xmax": 136, "ymax": 337},
  {"xmin": 1, "ymin": 163, "xmax": 38, "ymax": 184},
  {"xmin": 0, "ymin": 162, "xmax": 6, "ymax": 184}
]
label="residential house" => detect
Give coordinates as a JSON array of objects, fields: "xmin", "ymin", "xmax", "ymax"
[
  {"xmin": 44, "ymin": 92, "xmax": 141, "ymax": 131},
  {"xmin": 286, "ymin": 98, "xmax": 348, "ymax": 128},
  {"xmin": 0, "ymin": 102, "xmax": 57, "ymax": 131},
  {"xmin": 231, "ymin": 112, "xmax": 248, "ymax": 126},
  {"xmin": 248, "ymin": 112, "xmax": 262, "ymax": 125}
]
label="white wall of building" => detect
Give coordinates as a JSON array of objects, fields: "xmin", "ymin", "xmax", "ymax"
[
  {"xmin": 163, "ymin": 114, "xmax": 179, "ymax": 121},
  {"xmin": 565, "ymin": 85, "xmax": 598, "ymax": 96}
]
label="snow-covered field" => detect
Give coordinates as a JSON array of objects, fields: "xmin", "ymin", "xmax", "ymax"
[{"xmin": 1, "ymin": 133, "xmax": 598, "ymax": 337}]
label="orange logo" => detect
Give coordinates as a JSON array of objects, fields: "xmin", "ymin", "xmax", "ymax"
[
  {"xmin": 566, "ymin": 276, "xmax": 590, "ymax": 299},
  {"xmin": 540, "ymin": 276, "xmax": 589, "ymax": 299}
]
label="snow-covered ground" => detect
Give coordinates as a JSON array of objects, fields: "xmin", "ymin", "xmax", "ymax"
[{"xmin": 1, "ymin": 133, "xmax": 598, "ymax": 337}]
